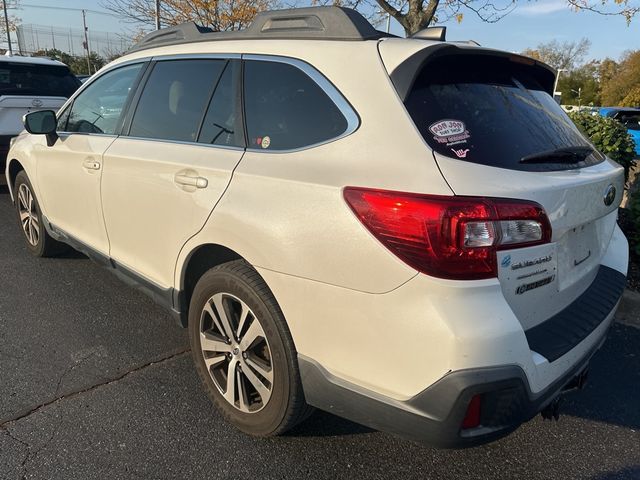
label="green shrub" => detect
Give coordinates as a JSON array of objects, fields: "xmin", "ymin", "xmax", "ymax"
[
  {"xmin": 568, "ymin": 111, "xmax": 636, "ymax": 184},
  {"xmin": 627, "ymin": 191, "xmax": 640, "ymax": 256}
]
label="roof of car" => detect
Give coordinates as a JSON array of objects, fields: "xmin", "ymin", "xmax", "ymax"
[
  {"xmin": 0, "ymin": 54, "xmax": 68, "ymax": 67},
  {"xmin": 129, "ymin": 6, "xmax": 394, "ymax": 53},
  {"xmin": 600, "ymin": 107, "xmax": 640, "ymax": 114}
]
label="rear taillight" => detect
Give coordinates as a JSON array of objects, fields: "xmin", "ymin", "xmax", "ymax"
[{"xmin": 343, "ymin": 187, "xmax": 551, "ymax": 280}]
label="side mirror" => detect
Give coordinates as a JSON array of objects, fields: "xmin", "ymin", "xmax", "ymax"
[{"xmin": 23, "ymin": 110, "xmax": 58, "ymax": 146}]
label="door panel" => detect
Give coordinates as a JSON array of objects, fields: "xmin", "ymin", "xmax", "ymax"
[
  {"xmin": 101, "ymin": 138, "xmax": 243, "ymax": 287},
  {"xmin": 36, "ymin": 133, "xmax": 115, "ymax": 254},
  {"xmin": 34, "ymin": 62, "xmax": 146, "ymax": 256},
  {"xmin": 100, "ymin": 58, "xmax": 244, "ymax": 288}
]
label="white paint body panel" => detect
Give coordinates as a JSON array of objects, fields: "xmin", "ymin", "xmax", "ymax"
[
  {"xmin": 36, "ymin": 133, "xmax": 114, "ymax": 255},
  {"xmin": 101, "ymin": 138, "xmax": 243, "ymax": 287},
  {"xmin": 435, "ymin": 154, "xmax": 625, "ymax": 331}
]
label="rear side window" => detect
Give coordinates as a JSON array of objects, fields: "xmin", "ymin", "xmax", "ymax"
[
  {"xmin": 66, "ymin": 63, "xmax": 143, "ymax": 135},
  {"xmin": 129, "ymin": 59, "xmax": 226, "ymax": 143},
  {"xmin": 198, "ymin": 61, "xmax": 243, "ymax": 147},
  {"xmin": 0, "ymin": 62, "xmax": 79, "ymax": 97},
  {"xmin": 405, "ymin": 55, "xmax": 600, "ymax": 171},
  {"xmin": 243, "ymin": 60, "xmax": 348, "ymax": 151}
]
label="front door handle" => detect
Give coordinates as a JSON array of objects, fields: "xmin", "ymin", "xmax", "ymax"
[
  {"xmin": 174, "ymin": 173, "xmax": 208, "ymax": 189},
  {"xmin": 83, "ymin": 159, "xmax": 101, "ymax": 170}
]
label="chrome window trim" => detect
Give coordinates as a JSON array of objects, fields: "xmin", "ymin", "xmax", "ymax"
[
  {"xmin": 56, "ymin": 53, "xmax": 359, "ymax": 151},
  {"xmin": 242, "ymin": 53, "xmax": 360, "ymax": 154},
  {"xmin": 113, "ymin": 134, "xmax": 245, "ymax": 152},
  {"xmin": 58, "ymin": 132, "xmax": 117, "ymax": 139},
  {"xmin": 150, "ymin": 53, "xmax": 241, "ymax": 61}
]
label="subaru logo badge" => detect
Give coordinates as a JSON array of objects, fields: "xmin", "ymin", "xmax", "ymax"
[
  {"xmin": 603, "ymin": 185, "xmax": 616, "ymax": 207},
  {"xmin": 31, "ymin": 98, "xmax": 43, "ymax": 108}
]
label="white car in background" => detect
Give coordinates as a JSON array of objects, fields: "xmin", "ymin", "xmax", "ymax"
[
  {"xmin": 4, "ymin": 6, "xmax": 628, "ymax": 448},
  {"xmin": 0, "ymin": 54, "xmax": 80, "ymax": 176}
]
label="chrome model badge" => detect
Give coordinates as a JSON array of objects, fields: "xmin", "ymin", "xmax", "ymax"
[{"xmin": 603, "ymin": 185, "xmax": 616, "ymax": 207}]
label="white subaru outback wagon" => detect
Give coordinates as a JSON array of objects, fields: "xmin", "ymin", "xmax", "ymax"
[{"xmin": 5, "ymin": 7, "xmax": 628, "ymax": 448}]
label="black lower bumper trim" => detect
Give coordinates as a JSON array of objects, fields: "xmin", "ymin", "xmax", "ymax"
[{"xmin": 525, "ymin": 265, "xmax": 625, "ymax": 362}]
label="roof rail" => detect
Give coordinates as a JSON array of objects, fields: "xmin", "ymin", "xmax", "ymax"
[{"xmin": 129, "ymin": 6, "xmax": 393, "ymax": 52}]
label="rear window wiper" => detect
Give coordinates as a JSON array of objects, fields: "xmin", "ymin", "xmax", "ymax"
[{"xmin": 520, "ymin": 146, "xmax": 594, "ymax": 164}]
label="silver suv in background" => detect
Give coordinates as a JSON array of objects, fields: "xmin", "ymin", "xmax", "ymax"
[{"xmin": 0, "ymin": 54, "xmax": 80, "ymax": 175}]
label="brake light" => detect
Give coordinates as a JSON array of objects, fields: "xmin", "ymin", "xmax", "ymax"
[{"xmin": 343, "ymin": 187, "xmax": 551, "ymax": 280}]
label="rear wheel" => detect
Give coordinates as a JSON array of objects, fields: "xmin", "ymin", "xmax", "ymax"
[
  {"xmin": 188, "ymin": 260, "xmax": 313, "ymax": 436},
  {"xmin": 14, "ymin": 171, "xmax": 67, "ymax": 257}
]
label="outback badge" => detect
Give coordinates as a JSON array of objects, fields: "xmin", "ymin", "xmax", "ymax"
[{"xmin": 603, "ymin": 184, "xmax": 616, "ymax": 207}]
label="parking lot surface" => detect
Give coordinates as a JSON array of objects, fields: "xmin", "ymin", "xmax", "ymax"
[{"xmin": 1, "ymin": 186, "xmax": 639, "ymax": 480}]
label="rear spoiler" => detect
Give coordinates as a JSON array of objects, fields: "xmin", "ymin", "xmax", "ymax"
[{"xmin": 388, "ymin": 43, "xmax": 557, "ymax": 101}]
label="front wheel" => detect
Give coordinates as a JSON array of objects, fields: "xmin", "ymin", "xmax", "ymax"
[
  {"xmin": 13, "ymin": 171, "xmax": 67, "ymax": 257},
  {"xmin": 188, "ymin": 260, "xmax": 313, "ymax": 436}
]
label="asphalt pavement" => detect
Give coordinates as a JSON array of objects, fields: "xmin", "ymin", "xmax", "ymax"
[{"xmin": 1, "ymin": 184, "xmax": 639, "ymax": 480}]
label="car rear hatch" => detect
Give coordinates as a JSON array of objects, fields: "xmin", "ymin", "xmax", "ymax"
[
  {"xmin": 0, "ymin": 61, "xmax": 79, "ymax": 136},
  {"xmin": 379, "ymin": 40, "xmax": 625, "ymax": 334}
]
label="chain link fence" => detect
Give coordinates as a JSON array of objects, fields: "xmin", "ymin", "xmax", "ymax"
[{"xmin": 15, "ymin": 24, "xmax": 133, "ymax": 58}]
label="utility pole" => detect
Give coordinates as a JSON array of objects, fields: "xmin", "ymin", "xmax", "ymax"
[
  {"xmin": 3, "ymin": 0, "xmax": 12, "ymax": 55},
  {"xmin": 155, "ymin": 0, "xmax": 161, "ymax": 30},
  {"xmin": 82, "ymin": 9, "xmax": 91, "ymax": 74},
  {"xmin": 572, "ymin": 87, "xmax": 582, "ymax": 111}
]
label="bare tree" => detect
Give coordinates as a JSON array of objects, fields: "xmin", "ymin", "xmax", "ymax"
[
  {"xmin": 318, "ymin": 0, "xmax": 639, "ymax": 37},
  {"xmin": 101, "ymin": 0, "xmax": 275, "ymax": 32},
  {"xmin": 521, "ymin": 38, "xmax": 592, "ymax": 71}
]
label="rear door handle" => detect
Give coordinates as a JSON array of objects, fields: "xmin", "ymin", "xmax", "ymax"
[
  {"xmin": 174, "ymin": 173, "xmax": 208, "ymax": 189},
  {"xmin": 83, "ymin": 159, "xmax": 101, "ymax": 170}
]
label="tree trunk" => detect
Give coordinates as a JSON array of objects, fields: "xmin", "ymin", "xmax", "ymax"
[{"xmin": 375, "ymin": 0, "xmax": 439, "ymax": 36}]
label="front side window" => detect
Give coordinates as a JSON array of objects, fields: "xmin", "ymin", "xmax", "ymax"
[
  {"xmin": 66, "ymin": 63, "xmax": 143, "ymax": 135},
  {"xmin": 129, "ymin": 59, "xmax": 226, "ymax": 142},
  {"xmin": 243, "ymin": 60, "xmax": 348, "ymax": 151}
]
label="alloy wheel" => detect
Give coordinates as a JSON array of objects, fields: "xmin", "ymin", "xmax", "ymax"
[
  {"xmin": 17, "ymin": 183, "xmax": 40, "ymax": 247},
  {"xmin": 199, "ymin": 292, "xmax": 274, "ymax": 413}
]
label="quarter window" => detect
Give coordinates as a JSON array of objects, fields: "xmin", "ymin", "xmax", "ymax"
[
  {"xmin": 66, "ymin": 63, "xmax": 143, "ymax": 135},
  {"xmin": 129, "ymin": 59, "xmax": 226, "ymax": 142},
  {"xmin": 243, "ymin": 60, "xmax": 348, "ymax": 151}
]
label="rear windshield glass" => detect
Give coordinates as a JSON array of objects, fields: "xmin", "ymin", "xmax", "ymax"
[
  {"xmin": 0, "ymin": 62, "xmax": 79, "ymax": 97},
  {"xmin": 615, "ymin": 112, "xmax": 640, "ymax": 131},
  {"xmin": 405, "ymin": 55, "xmax": 602, "ymax": 171}
]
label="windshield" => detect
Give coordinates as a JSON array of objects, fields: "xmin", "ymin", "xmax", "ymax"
[
  {"xmin": 0, "ymin": 62, "xmax": 80, "ymax": 97},
  {"xmin": 404, "ymin": 54, "xmax": 602, "ymax": 171}
]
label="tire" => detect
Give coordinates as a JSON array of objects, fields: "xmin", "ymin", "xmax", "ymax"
[
  {"xmin": 14, "ymin": 171, "xmax": 67, "ymax": 257},
  {"xmin": 188, "ymin": 259, "xmax": 313, "ymax": 436}
]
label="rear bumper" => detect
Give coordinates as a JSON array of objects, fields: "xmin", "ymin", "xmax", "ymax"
[
  {"xmin": 299, "ymin": 262, "xmax": 625, "ymax": 448},
  {"xmin": 300, "ymin": 313, "xmax": 611, "ymax": 448}
]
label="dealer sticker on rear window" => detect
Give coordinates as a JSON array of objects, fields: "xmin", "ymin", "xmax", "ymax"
[{"xmin": 428, "ymin": 119, "xmax": 470, "ymax": 146}]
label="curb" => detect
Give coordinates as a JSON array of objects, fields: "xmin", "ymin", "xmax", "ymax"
[{"xmin": 616, "ymin": 289, "xmax": 640, "ymax": 328}]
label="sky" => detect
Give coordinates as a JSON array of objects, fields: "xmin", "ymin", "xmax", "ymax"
[{"xmin": 3, "ymin": 0, "xmax": 640, "ymax": 61}]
